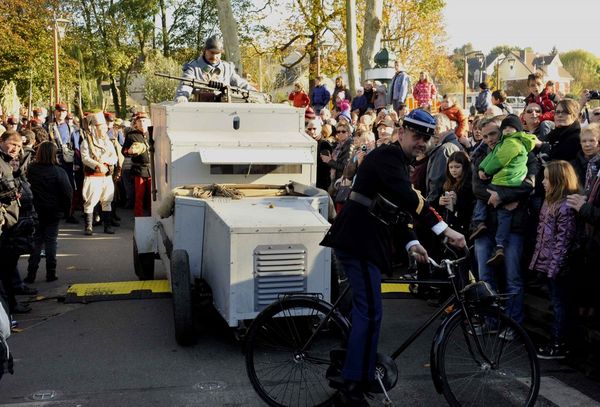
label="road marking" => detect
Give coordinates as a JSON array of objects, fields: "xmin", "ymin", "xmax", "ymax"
[{"xmin": 519, "ymin": 376, "xmax": 600, "ymax": 406}]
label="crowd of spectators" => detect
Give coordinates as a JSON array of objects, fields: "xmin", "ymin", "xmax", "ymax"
[
  {"xmin": 300, "ymin": 72, "xmax": 600, "ymax": 361},
  {"xmin": 0, "ymin": 106, "xmax": 152, "ymax": 328}
]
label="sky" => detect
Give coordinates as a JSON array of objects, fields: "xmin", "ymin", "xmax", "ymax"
[{"xmin": 442, "ymin": 0, "xmax": 599, "ymax": 57}]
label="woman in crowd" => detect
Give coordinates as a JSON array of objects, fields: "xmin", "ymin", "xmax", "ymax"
[
  {"xmin": 320, "ymin": 122, "xmax": 354, "ymax": 212},
  {"xmin": 25, "ymin": 142, "xmax": 73, "ymax": 283},
  {"xmin": 530, "ymin": 160, "xmax": 580, "ymax": 359},
  {"xmin": 439, "ymin": 151, "xmax": 474, "ymax": 237},
  {"xmin": 571, "ymin": 124, "xmax": 600, "ymax": 186},
  {"xmin": 288, "ymin": 82, "xmax": 310, "ymax": 108},
  {"xmin": 545, "ymin": 99, "xmax": 582, "ymax": 162},
  {"xmin": 332, "ymin": 77, "xmax": 351, "ymax": 107},
  {"xmin": 412, "ymin": 71, "xmax": 437, "ymax": 109}
]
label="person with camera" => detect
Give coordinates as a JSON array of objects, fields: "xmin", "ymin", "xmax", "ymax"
[
  {"xmin": 80, "ymin": 112, "xmax": 118, "ymax": 235},
  {"xmin": 320, "ymin": 110, "xmax": 466, "ymax": 405},
  {"xmin": 579, "ymin": 89, "xmax": 600, "ymax": 125}
]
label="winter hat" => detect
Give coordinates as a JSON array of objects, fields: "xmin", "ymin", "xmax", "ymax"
[
  {"xmin": 305, "ymin": 107, "xmax": 316, "ymax": 120},
  {"xmin": 500, "ymin": 114, "xmax": 523, "ymax": 133},
  {"xmin": 338, "ymin": 110, "xmax": 352, "ymax": 123}
]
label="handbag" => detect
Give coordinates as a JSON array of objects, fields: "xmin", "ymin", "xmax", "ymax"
[
  {"xmin": 61, "ymin": 144, "xmax": 75, "ymax": 163},
  {"xmin": 333, "ymin": 177, "xmax": 353, "ymax": 204}
]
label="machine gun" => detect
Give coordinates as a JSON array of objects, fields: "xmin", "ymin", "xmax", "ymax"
[{"xmin": 155, "ymin": 73, "xmax": 271, "ymax": 104}]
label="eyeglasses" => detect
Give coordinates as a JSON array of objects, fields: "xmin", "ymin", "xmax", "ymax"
[
  {"xmin": 555, "ymin": 110, "xmax": 568, "ymax": 115},
  {"xmin": 525, "ymin": 108, "xmax": 541, "ymax": 114}
]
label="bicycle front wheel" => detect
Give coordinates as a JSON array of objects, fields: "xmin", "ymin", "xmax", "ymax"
[
  {"xmin": 244, "ymin": 297, "xmax": 350, "ymax": 407},
  {"xmin": 437, "ymin": 306, "xmax": 540, "ymax": 407}
]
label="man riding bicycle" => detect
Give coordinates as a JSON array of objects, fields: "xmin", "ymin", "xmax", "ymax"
[{"xmin": 320, "ymin": 109, "xmax": 466, "ymax": 406}]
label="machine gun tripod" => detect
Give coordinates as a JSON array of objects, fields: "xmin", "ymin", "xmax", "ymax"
[{"xmin": 156, "ymin": 72, "xmax": 271, "ymax": 104}]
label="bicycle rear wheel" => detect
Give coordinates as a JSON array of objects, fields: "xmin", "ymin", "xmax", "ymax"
[
  {"xmin": 244, "ymin": 297, "xmax": 350, "ymax": 407},
  {"xmin": 437, "ymin": 306, "xmax": 540, "ymax": 407}
]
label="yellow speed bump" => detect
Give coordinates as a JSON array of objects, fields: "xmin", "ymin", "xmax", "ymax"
[{"xmin": 65, "ymin": 280, "xmax": 171, "ymax": 303}]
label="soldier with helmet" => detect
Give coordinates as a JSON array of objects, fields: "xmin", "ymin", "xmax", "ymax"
[
  {"xmin": 174, "ymin": 34, "xmax": 255, "ymax": 103},
  {"xmin": 320, "ymin": 110, "xmax": 466, "ymax": 405},
  {"xmin": 80, "ymin": 112, "xmax": 118, "ymax": 235}
]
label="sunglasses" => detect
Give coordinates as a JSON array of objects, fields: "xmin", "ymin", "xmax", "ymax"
[
  {"xmin": 555, "ymin": 110, "xmax": 568, "ymax": 115},
  {"xmin": 336, "ymin": 130, "xmax": 348, "ymax": 133},
  {"xmin": 525, "ymin": 108, "xmax": 541, "ymax": 114},
  {"xmin": 306, "ymin": 127, "xmax": 317, "ymax": 130},
  {"xmin": 593, "ymin": 112, "xmax": 600, "ymax": 116}
]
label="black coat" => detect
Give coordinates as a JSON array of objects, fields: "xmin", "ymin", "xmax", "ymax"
[
  {"xmin": 122, "ymin": 129, "xmax": 151, "ymax": 178},
  {"xmin": 328, "ymin": 138, "xmax": 354, "ymax": 181},
  {"xmin": 547, "ymin": 121, "xmax": 582, "ymax": 162},
  {"xmin": 316, "ymin": 139, "xmax": 333, "ymax": 190},
  {"xmin": 321, "ymin": 143, "xmax": 443, "ymax": 273},
  {"xmin": 27, "ymin": 163, "xmax": 73, "ymax": 219}
]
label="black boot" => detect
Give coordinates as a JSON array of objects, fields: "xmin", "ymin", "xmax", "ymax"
[
  {"xmin": 23, "ymin": 269, "xmax": 37, "ymax": 284},
  {"xmin": 333, "ymin": 381, "xmax": 369, "ymax": 407},
  {"xmin": 46, "ymin": 270, "xmax": 58, "ymax": 282},
  {"xmin": 103, "ymin": 211, "xmax": 115, "ymax": 234},
  {"xmin": 84, "ymin": 213, "xmax": 94, "ymax": 236}
]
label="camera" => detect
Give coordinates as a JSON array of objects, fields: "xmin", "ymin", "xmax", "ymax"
[
  {"xmin": 589, "ymin": 90, "xmax": 600, "ymax": 100},
  {"xmin": 361, "ymin": 145, "xmax": 367, "ymax": 152}
]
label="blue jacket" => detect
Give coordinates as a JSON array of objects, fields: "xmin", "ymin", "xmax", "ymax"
[
  {"xmin": 475, "ymin": 89, "xmax": 491, "ymax": 113},
  {"xmin": 311, "ymin": 85, "xmax": 331, "ymax": 107},
  {"xmin": 351, "ymin": 95, "xmax": 368, "ymax": 114},
  {"xmin": 387, "ymin": 71, "xmax": 410, "ymax": 104}
]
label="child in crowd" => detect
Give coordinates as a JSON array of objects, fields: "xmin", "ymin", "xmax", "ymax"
[
  {"xmin": 470, "ymin": 115, "xmax": 536, "ymax": 265},
  {"xmin": 439, "ymin": 151, "xmax": 474, "ymax": 237},
  {"xmin": 525, "ymin": 72, "xmax": 558, "ymax": 122},
  {"xmin": 530, "ymin": 160, "xmax": 579, "ymax": 359}
]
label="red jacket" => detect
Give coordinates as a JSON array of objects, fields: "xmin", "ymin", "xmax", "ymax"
[
  {"xmin": 413, "ymin": 81, "xmax": 437, "ymax": 108},
  {"xmin": 525, "ymin": 89, "xmax": 557, "ymax": 122},
  {"xmin": 288, "ymin": 91, "xmax": 310, "ymax": 108}
]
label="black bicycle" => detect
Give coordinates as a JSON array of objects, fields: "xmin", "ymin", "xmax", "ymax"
[{"xmin": 244, "ymin": 250, "xmax": 540, "ymax": 406}]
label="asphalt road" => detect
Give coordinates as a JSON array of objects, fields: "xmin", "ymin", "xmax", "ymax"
[{"xmin": 1, "ymin": 211, "xmax": 599, "ymax": 406}]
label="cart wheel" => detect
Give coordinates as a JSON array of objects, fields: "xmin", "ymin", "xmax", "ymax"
[
  {"xmin": 133, "ymin": 238, "xmax": 155, "ymax": 280},
  {"xmin": 171, "ymin": 249, "xmax": 196, "ymax": 346}
]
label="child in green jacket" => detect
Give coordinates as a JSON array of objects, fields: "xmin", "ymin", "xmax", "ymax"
[{"xmin": 470, "ymin": 115, "xmax": 536, "ymax": 266}]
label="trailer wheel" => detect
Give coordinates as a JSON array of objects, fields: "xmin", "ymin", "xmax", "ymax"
[
  {"xmin": 171, "ymin": 249, "xmax": 196, "ymax": 346},
  {"xmin": 133, "ymin": 238, "xmax": 155, "ymax": 280}
]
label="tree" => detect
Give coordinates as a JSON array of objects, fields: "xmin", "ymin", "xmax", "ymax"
[
  {"xmin": 382, "ymin": 0, "xmax": 460, "ymax": 93},
  {"xmin": 560, "ymin": 50, "xmax": 600, "ymax": 96},
  {"xmin": 216, "ymin": 0, "xmax": 243, "ymax": 73},
  {"xmin": 345, "ymin": 0, "xmax": 359, "ymax": 94},
  {"xmin": 142, "ymin": 51, "xmax": 182, "ymax": 103},
  {"xmin": 359, "ymin": 0, "xmax": 383, "ymax": 79}
]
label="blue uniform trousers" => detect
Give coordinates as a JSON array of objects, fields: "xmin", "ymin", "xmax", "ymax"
[{"xmin": 335, "ymin": 249, "xmax": 382, "ymax": 382}]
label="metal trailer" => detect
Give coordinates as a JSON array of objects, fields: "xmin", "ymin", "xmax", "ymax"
[{"xmin": 132, "ymin": 101, "xmax": 332, "ymax": 345}]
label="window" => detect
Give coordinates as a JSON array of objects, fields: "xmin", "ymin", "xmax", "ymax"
[{"xmin": 210, "ymin": 164, "xmax": 302, "ymax": 175}]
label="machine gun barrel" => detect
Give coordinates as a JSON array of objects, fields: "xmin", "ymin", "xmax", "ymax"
[{"xmin": 155, "ymin": 72, "xmax": 270, "ymax": 103}]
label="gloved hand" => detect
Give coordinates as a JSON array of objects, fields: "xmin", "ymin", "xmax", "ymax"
[{"xmin": 174, "ymin": 96, "xmax": 189, "ymax": 104}]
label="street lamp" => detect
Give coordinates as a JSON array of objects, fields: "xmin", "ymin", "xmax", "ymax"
[
  {"xmin": 52, "ymin": 16, "xmax": 70, "ymax": 106},
  {"xmin": 496, "ymin": 55, "xmax": 516, "ymax": 90},
  {"xmin": 463, "ymin": 50, "xmax": 484, "ymax": 109}
]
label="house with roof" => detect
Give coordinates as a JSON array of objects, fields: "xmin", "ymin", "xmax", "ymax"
[
  {"xmin": 496, "ymin": 50, "xmax": 573, "ymax": 96},
  {"xmin": 467, "ymin": 53, "xmax": 505, "ymax": 90}
]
